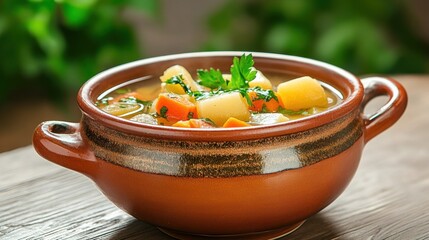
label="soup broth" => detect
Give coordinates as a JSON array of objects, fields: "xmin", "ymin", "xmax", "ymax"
[{"xmin": 96, "ymin": 54, "xmax": 342, "ymax": 128}]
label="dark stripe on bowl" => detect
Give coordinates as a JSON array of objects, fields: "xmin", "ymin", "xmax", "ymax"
[{"xmin": 82, "ymin": 111, "xmax": 363, "ymax": 177}]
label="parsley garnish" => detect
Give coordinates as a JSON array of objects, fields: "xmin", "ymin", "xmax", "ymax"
[
  {"xmin": 95, "ymin": 97, "xmax": 113, "ymax": 106},
  {"xmin": 187, "ymin": 111, "xmax": 194, "ymax": 119},
  {"xmin": 119, "ymin": 96, "xmax": 151, "ymax": 105},
  {"xmin": 115, "ymin": 88, "xmax": 130, "ymax": 94},
  {"xmin": 165, "ymin": 75, "xmax": 193, "ymax": 95},
  {"xmin": 166, "ymin": 74, "xmax": 219, "ymax": 100},
  {"xmin": 229, "ymin": 54, "xmax": 257, "ymax": 89},
  {"xmin": 197, "ymin": 53, "xmax": 257, "ymax": 104},
  {"xmin": 197, "ymin": 53, "xmax": 257, "ymax": 91},
  {"xmin": 197, "ymin": 68, "xmax": 227, "ymax": 89},
  {"xmin": 119, "ymin": 96, "xmax": 152, "ymax": 113},
  {"xmin": 165, "ymin": 53, "xmax": 261, "ymax": 106},
  {"xmin": 250, "ymin": 87, "xmax": 278, "ymax": 102},
  {"xmin": 201, "ymin": 118, "xmax": 216, "ymax": 126},
  {"xmin": 159, "ymin": 106, "xmax": 168, "ymax": 118}
]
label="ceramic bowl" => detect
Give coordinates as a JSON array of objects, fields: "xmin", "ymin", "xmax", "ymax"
[{"xmin": 33, "ymin": 52, "xmax": 407, "ymax": 239}]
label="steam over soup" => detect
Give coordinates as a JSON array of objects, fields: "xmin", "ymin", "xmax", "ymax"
[{"xmin": 96, "ymin": 54, "xmax": 342, "ymax": 128}]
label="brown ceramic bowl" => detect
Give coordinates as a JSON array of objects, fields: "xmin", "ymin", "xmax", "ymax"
[{"xmin": 33, "ymin": 52, "xmax": 407, "ymax": 239}]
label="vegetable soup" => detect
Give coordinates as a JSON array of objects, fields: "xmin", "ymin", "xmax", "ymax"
[{"xmin": 96, "ymin": 54, "xmax": 342, "ymax": 128}]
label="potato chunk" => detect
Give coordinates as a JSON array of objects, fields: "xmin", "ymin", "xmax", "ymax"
[
  {"xmin": 277, "ymin": 76, "xmax": 328, "ymax": 111},
  {"xmin": 248, "ymin": 69, "xmax": 273, "ymax": 90},
  {"xmin": 160, "ymin": 65, "xmax": 202, "ymax": 94},
  {"xmin": 196, "ymin": 92, "xmax": 250, "ymax": 126}
]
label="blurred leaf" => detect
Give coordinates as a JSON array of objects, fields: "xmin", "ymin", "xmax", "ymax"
[
  {"xmin": 25, "ymin": 9, "xmax": 50, "ymax": 39},
  {"xmin": 25, "ymin": 8, "xmax": 64, "ymax": 57},
  {"xmin": 200, "ymin": 34, "xmax": 233, "ymax": 51},
  {"xmin": 62, "ymin": 0, "xmax": 97, "ymax": 27},
  {"xmin": 356, "ymin": 21, "xmax": 399, "ymax": 73},
  {"xmin": 207, "ymin": 0, "xmax": 239, "ymax": 33},
  {"xmin": 315, "ymin": 20, "xmax": 358, "ymax": 67},
  {"xmin": 126, "ymin": 0, "xmax": 160, "ymax": 19},
  {"xmin": 0, "ymin": 16, "xmax": 8, "ymax": 36},
  {"xmin": 277, "ymin": 0, "xmax": 315, "ymax": 21},
  {"xmin": 0, "ymin": 0, "xmax": 155, "ymax": 107},
  {"xmin": 204, "ymin": 0, "xmax": 429, "ymax": 74},
  {"xmin": 20, "ymin": 44, "xmax": 42, "ymax": 78},
  {"xmin": 264, "ymin": 24, "xmax": 310, "ymax": 54}
]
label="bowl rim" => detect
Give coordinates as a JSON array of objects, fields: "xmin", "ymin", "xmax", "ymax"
[{"xmin": 78, "ymin": 51, "xmax": 363, "ymax": 141}]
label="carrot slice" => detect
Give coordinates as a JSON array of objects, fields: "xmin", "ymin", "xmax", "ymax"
[
  {"xmin": 277, "ymin": 93, "xmax": 285, "ymax": 108},
  {"xmin": 222, "ymin": 117, "xmax": 251, "ymax": 128},
  {"xmin": 263, "ymin": 96, "xmax": 280, "ymax": 112},
  {"xmin": 155, "ymin": 93, "xmax": 197, "ymax": 122},
  {"xmin": 248, "ymin": 91, "xmax": 279, "ymax": 113},
  {"xmin": 248, "ymin": 91, "xmax": 264, "ymax": 112}
]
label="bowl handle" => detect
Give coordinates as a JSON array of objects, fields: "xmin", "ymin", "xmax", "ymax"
[
  {"xmin": 33, "ymin": 121, "xmax": 97, "ymax": 177},
  {"xmin": 360, "ymin": 76, "xmax": 407, "ymax": 143}
]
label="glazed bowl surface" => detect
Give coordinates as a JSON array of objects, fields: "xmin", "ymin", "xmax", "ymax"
[{"xmin": 33, "ymin": 52, "xmax": 407, "ymax": 239}]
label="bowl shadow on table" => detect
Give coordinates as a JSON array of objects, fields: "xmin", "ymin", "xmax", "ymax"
[
  {"xmin": 108, "ymin": 213, "xmax": 342, "ymax": 240},
  {"xmin": 286, "ymin": 213, "xmax": 343, "ymax": 239},
  {"xmin": 108, "ymin": 220, "xmax": 172, "ymax": 240}
]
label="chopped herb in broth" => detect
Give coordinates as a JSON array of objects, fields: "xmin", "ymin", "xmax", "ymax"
[
  {"xmin": 114, "ymin": 88, "xmax": 132, "ymax": 94},
  {"xmin": 96, "ymin": 54, "xmax": 342, "ymax": 128}
]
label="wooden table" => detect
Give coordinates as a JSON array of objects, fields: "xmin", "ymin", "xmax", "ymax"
[{"xmin": 1, "ymin": 76, "xmax": 428, "ymax": 239}]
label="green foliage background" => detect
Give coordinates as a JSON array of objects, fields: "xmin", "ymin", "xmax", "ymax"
[
  {"xmin": 1, "ymin": 0, "xmax": 428, "ymax": 107},
  {"xmin": 202, "ymin": 0, "xmax": 429, "ymax": 75},
  {"xmin": 0, "ymin": 0, "xmax": 159, "ymax": 105}
]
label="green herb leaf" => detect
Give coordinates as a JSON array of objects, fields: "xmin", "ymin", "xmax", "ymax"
[
  {"xmin": 115, "ymin": 88, "xmax": 130, "ymax": 94},
  {"xmin": 119, "ymin": 96, "xmax": 152, "ymax": 113},
  {"xmin": 95, "ymin": 97, "xmax": 113, "ymax": 106},
  {"xmin": 250, "ymin": 87, "xmax": 278, "ymax": 102},
  {"xmin": 197, "ymin": 68, "xmax": 227, "ymax": 89},
  {"xmin": 229, "ymin": 54, "xmax": 257, "ymax": 89},
  {"xmin": 166, "ymin": 74, "xmax": 226, "ymax": 101},
  {"xmin": 187, "ymin": 111, "xmax": 194, "ymax": 119},
  {"xmin": 278, "ymin": 107, "xmax": 309, "ymax": 115},
  {"xmin": 201, "ymin": 118, "xmax": 216, "ymax": 126},
  {"xmin": 237, "ymin": 88, "xmax": 253, "ymax": 106},
  {"xmin": 163, "ymin": 54, "xmax": 259, "ymax": 108},
  {"xmin": 159, "ymin": 106, "xmax": 168, "ymax": 118},
  {"xmin": 165, "ymin": 75, "xmax": 193, "ymax": 95}
]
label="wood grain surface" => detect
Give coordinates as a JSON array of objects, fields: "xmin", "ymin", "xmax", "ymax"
[{"xmin": 1, "ymin": 75, "xmax": 428, "ymax": 240}]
